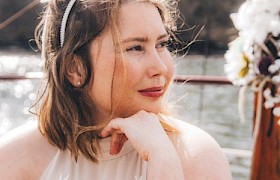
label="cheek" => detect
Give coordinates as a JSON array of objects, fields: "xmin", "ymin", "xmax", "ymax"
[
  {"xmin": 126, "ymin": 63, "xmax": 142, "ymax": 85},
  {"xmin": 168, "ymin": 61, "xmax": 174, "ymax": 80},
  {"xmin": 87, "ymin": 59, "xmax": 115, "ymax": 114},
  {"xmin": 163, "ymin": 53, "xmax": 174, "ymax": 83},
  {"xmin": 123, "ymin": 55, "xmax": 145, "ymax": 85}
]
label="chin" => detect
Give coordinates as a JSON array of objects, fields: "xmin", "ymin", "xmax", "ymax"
[
  {"xmin": 136, "ymin": 105, "xmax": 162, "ymax": 115},
  {"xmin": 115, "ymin": 99, "xmax": 163, "ymax": 117},
  {"xmin": 145, "ymin": 107, "xmax": 161, "ymax": 114},
  {"xmin": 117, "ymin": 106, "xmax": 161, "ymax": 118},
  {"xmin": 142, "ymin": 101, "xmax": 163, "ymax": 113}
]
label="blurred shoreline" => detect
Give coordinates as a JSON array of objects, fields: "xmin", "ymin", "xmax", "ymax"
[{"xmin": 0, "ymin": 0, "xmax": 244, "ymax": 54}]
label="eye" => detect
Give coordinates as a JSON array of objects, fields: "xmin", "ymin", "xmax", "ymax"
[
  {"xmin": 126, "ymin": 45, "xmax": 143, "ymax": 52},
  {"xmin": 156, "ymin": 40, "xmax": 170, "ymax": 49}
]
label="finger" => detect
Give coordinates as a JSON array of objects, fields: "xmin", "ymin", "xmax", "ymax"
[
  {"xmin": 116, "ymin": 134, "xmax": 128, "ymax": 154},
  {"xmin": 100, "ymin": 118, "xmax": 123, "ymax": 138},
  {"xmin": 100, "ymin": 125, "xmax": 112, "ymax": 138},
  {"xmin": 110, "ymin": 131, "xmax": 123, "ymax": 155},
  {"xmin": 120, "ymin": 134, "xmax": 128, "ymax": 143}
]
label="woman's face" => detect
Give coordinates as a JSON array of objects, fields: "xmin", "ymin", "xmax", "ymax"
[{"xmin": 87, "ymin": 2, "xmax": 174, "ymax": 122}]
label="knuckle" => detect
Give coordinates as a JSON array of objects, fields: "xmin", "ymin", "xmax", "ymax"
[{"xmin": 138, "ymin": 110, "xmax": 146, "ymax": 115}]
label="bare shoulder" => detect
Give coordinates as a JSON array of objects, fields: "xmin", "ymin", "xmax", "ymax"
[
  {"xmin": 0, "ymin": 122, "xmax": 57, "ymax": 179},
  {"xmin": 167, "ymin": 117, "xmax": 232, "ymax": 180}
]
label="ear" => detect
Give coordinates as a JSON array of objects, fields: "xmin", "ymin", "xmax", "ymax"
[{"xmin": 66, "ymin": 55, "xmax": 86, "ymax": 87}]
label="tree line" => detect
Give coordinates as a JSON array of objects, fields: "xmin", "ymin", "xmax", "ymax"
[{"xmin": 0, "ymin": 0, "xmax": 244, "ymax": 54}]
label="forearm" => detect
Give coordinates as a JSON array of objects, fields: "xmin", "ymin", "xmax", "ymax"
[{"xmin": 147, "ymin": 148, "xmax": 184, "ymax": 180}]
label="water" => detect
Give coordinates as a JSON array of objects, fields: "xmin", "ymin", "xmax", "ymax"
[{"xmin": 0, "ymin": 51, "xmax": 253, "ymax": 179}]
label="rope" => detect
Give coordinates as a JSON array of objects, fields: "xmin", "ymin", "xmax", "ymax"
[{"xmin": 251, "ymin": 77, "xmax": 270, "ymax": 148}]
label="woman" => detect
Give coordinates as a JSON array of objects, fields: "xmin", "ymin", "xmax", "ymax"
[{"xmin": 0, "ymin": 0, "xmax": 231, "ymax": 179}]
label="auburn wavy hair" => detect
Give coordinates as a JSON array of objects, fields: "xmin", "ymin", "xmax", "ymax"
[{"xmin": 34, "ymin": 0, "xmax": 179, "ymax": 162}]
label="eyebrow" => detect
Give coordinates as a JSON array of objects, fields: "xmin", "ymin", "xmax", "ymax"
[{"xmin": 122, "ymin": 33, "xmax": 169, "ymax": 44}]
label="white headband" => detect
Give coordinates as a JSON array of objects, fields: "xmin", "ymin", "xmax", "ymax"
[{"xmin": 60, "ymin": 0, "xmax": 77, "ymax": 47}]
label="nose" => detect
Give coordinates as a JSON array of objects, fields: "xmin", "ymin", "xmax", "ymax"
[{"xmin": 146, "ymin": 50, "xmax": 169, "ymax": 77}]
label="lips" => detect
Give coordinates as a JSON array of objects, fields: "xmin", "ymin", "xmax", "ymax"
[{"xmin": 138, "ymin": 87, "xmax": 164, "ymax": 98}]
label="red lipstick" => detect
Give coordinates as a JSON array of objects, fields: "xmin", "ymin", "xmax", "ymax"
[{"xmin": 138, "ymin": 87, "xmax": 164, "ymax": 98}]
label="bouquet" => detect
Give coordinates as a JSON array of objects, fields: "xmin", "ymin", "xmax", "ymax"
[{"xmin": 224, "ymin": 0, "xmax": 280, "ymax": 117}]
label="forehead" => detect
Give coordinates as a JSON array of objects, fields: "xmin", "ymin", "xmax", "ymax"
[{"xmin": 118, "ymin": 2, "xmax": 166, "ymax": 36}]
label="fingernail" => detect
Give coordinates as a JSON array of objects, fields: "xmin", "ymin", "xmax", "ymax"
[
  {"xmin": 110, "ymin": 148, "xmax": 117, "ymax": 155},
  {"xmin": 99, "ymin": 132, "xmax": 103, "ymax": 138},
  {"xmin": 100, "ymin": 131, "xmax": 106, "ymax": 138}
]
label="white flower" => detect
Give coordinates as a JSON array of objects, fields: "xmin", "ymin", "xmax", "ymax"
[
  {"xmin": 224, "ymin": 37, "xmax": 255, "ymax": 85},
  {"xmin": 274, "ymin": 96, "xmax": 280, "ymax": 104},
  {"xmin": 264, "ymin": 99, "xmax": 275, "ymax": 109},
  {"xmin": 270, "ymin": 19, "xmax": 280, "ymax": 37},
  {"xmin": 263, "ymin": 88, "xmax": 271, "ymax": 98},
  {"xmin": 275, "ymin": 59, "xmax": 280, "ymax": 67},
  {"xmin": 230, "ymin": 0, "xmax": 280, "ymax": 47},
  {"xmin": 226, "ymin": 0, "xmax": 280, "ymax": 121},
  {"xmin": 272, "ymin": 75, "xmax": 280, "ymax": 83},
  {"xmin": 268, "ymin": 64, "xmax": 279, "ymax": 74},
  {"xmin": 273, "ymin": 107, "xmax": 280, "ymax": 117}
]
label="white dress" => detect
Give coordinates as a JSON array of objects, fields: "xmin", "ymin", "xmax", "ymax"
[{"xmin": 40, "ymin": 137, "xmax": 148, "ymax": 180}]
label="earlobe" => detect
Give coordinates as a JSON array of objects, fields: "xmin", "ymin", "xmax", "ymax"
[{"xmin": 66, "ymin": 55, "xmax": 86, "ymax": 88}]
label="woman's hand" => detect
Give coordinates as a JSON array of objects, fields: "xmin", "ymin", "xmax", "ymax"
[
  {"xmin": 100, "ymin": 110, "xmax": 169, "ymax": 159},
  {"xmin": 100, "ymin": 110, "xmax": 184, "ymax": 179}
]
